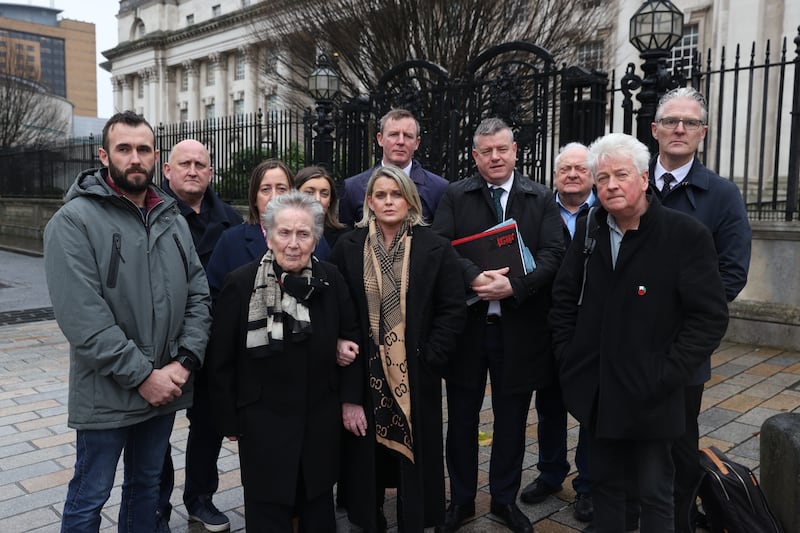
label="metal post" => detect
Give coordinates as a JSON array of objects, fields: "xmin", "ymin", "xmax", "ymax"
[
  {"xmin": 786, "ymin": 26, "xmax": 800, "ymax": 221},
  {"xmin": 636, "ymin": 49, "xmax": 671, "ymax": 155},
  {"xmin": 312, "ymin": 98, "xmax": 335, "ymax": 169}
]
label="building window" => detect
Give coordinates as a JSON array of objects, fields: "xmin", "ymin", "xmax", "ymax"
[
  {"xmin": 577, "ymin": 40, "xmax": 604, "ymax": 71},
  {"xmin": 235, "ymin": 53, "xmax": 245, "ymax": 80},
  {"xmin": 180, "ymin": 108, "xmax": 188, "ymax": 122},
  {"xmin": 212, "ymin": 5, "xmax": 222, "ymax": 17},
  {"xmin": 137, "ymin": 77, "xmax": 144, "ymax": 98},
  {"xmin": 234, "ymin": 98, "xmax": 245, "ymax": 116},
  {"xmin": 180, "ymin": 69, "xmax": 188, "ymax": 91},
  {"xmin": 669, "ymin": 23, "xmax": 699, "ymax": 77},
  {"xmin": 186, "ymin": 14, "xmax": 195, "ymax": 26},
  {"xmin": 206, "ymin": 63, "xmax": 215, "ymax": 86},
  {"xmin": 242, "ymin": 0, "xmax": 251, "ymax": 6},
  {"xmin": 206, "ymin": 104, "xmax": 216, "ymax": 120}
]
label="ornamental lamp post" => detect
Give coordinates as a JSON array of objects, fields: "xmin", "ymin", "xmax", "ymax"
[
  {"xmin": 627, "ymin": 0, "xmax": 684, "ymax": 153},
  {"xmin": 307, "ymin": 54, "xmax": 340, "ymax": 169}
]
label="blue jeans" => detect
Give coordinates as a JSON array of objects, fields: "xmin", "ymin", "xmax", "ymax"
[{"xmin": 61, "ymin": 413, "xmax": 176, "ymax": 533}]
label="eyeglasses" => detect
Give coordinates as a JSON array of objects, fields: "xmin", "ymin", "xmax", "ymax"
[{"xmin": 657, "ymin": 117, "xmax": 706, "ymax": 131}]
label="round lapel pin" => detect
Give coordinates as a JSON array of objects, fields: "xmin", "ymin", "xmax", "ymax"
[{"xmin": 637, "ymin": 285, "xmax": 646, "ymax": 296}]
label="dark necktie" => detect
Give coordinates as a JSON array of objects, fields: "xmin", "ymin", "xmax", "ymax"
[
  {"xmin": 661, "ymin": 172, "xmax": 675, "ymax": 196},
  {"xmin": 490, "ymin": 187, "xmax": 504, "ymax": 223}
]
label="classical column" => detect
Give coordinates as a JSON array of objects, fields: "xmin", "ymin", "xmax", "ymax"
[
  {"xmin": 240, "ymin": 44, "xmax": 260, "ymax": 114},
  {"xmin": 112, "ymin": 76, "xmax": 124, "ymax": 115},
  {"xmin": 209, "ymin": 52, "xmax": 228, "ymax": 117},
  {"xmin": 145, "ymin": 67, "xmax": 161, "ymax": 123},
  {"xmin": 183, "ymin": 60, "xmax": 200, "ymax": 121},
  {"xmin": 120, "ymin": 76, "xmax": 133, "ymax": 113}
]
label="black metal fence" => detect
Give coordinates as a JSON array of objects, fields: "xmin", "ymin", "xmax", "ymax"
[
  {"xmin": 618, "ymin": 28, "xmax": 800, "ymax": 221},
  {"xmin": 1, "ymin": 30, "xmax": 798, "ymax": 221}
]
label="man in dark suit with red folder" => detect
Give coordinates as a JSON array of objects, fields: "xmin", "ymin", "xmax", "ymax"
[{"xmin": 432, "ymin": 117, "xmax": 563, "ymax": 533}]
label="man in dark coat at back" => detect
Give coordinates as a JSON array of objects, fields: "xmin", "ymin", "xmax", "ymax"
[
  {"xmin": 339, "ymin": 108, "xmax": 448, "ymax": 226},
  {"xmin": 157, "ymin": 139, "xmax": 242, "ymax": 532},
  {"xmin": 551, "ymin": 132, "xmax": 729, "ymax": 533},
  {"xmin": 650, "ymin": 87, "xmax": 751, "ymax": 532},
  {"xmin": 433, "ymin": 117, "xmax": 564, "ymax": 533},
  {"xmin": 521, "ymin": 142, "xmax": 598, "ymax": 524}
]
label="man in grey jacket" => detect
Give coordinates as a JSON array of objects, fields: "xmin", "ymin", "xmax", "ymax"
[{"xmin": 44, "ymin": 111, "xmax": 212, "ymax": 532}]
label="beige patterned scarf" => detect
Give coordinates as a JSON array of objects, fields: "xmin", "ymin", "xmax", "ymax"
[{"xmin": 363, "ymin": 217, "xmax": 414, "ymax": 462}]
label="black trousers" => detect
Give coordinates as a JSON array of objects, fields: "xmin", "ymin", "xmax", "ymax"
[
  {"xmin": 672, "ymin": 383, "xmax": 704, "ymax": 533},
  {"xmin": 157, "ymin": 370, "xmax": 224, "ymax": 515},
  {"xmin": 589, "ymin": 433, "xmax": 675, "ymax": 533},
  {"xmin": 445, "ymin": 323, "xmax": 533, "ymax": 505}
]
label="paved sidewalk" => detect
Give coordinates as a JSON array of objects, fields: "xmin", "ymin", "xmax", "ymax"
[{"xmin": 0, "ymin": 314, "xmax": 798, "ymax": 532}]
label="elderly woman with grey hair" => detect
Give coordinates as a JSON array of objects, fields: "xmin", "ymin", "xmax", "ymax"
[{"xmin": 206, "ymin": 191, "xmax": 359, "ymax": 532}]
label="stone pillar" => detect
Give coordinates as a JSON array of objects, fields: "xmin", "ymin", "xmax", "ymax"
[
  {"xmin": 119, "ymin": 76, "xmax": 134, "ymax": 113},
  {"xmin": 760, "ymin": 413, "xmax": 800, "ymax": 532},
  {"xmin": 240, "ymin": 44, "xmax": 260, "ymax": 114},
  {"xmin": 183, "ymin": 60, "xmax": 200, "ymax": 121},
  {"xmin": 112, "ymin": 76, "xmax": 124, "ymax": 115},
  {"xmin": 145, "ymin": 67, "xmax": 160, "ymax": 123},
  {"xmin": 209, "ymin": 52, "xmax": 228, "ymax": 117}
]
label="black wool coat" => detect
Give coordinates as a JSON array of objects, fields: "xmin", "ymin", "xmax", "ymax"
[
  {"xmin": 330, "ymin": 225, "xmax": 466, "ymax": 531},
  {"xmin": 431, "ymin": 172, "xmax": 564, "ymax": 393},
  {"xmin": 205, "ymin": 258, "xmax": 359, "ymax": 505},
  {"xmin": 551, "ymin": 198, "xmax": 729, "ymax": 440}
]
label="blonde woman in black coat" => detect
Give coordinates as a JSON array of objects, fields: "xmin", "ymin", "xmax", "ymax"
[{"xmin": 331, "ymin": 165, "xmax": 466, "ymax": 532}]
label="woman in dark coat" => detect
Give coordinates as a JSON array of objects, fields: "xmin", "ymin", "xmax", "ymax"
[
  {"xmin": 294, "ymin": 165, "xmax": 350, "ymax": 254},
  {"xmin": 206, "ymin": 191, "xmax": 359, "ymax": 532},
  {"xmin": 330, "ymin": 165, "xmax": 466, "ymax": 532}
]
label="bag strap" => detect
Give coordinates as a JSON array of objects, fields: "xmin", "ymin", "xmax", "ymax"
[
  {"xmin": 701, "ymin": 446, "xmax": 730, "ymax": 475},
  {"xmin": 578, "ymin": 206, "xmax": 598, "ymax": 306}
]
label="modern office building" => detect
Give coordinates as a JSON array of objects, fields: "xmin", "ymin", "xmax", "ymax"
[{"xmin": 0, "ymin": 2, "xmax": 97, "ymax": 118}]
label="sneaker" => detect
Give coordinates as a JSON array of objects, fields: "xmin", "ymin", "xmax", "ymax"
[
  {"xmin": 187, "ymin": 499, "xmax": 230, "ymax": 532},
  {"xmin": 155, "ymin": 510, "xmax": 171, "ymax": 533}
]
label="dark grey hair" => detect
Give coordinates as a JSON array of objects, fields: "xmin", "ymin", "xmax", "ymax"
[
  {"xmin": 261, "ymin": 190, "xmax": 324, "ymax": 243},
  {"xmin": 472, "ymin": 117, "xmax": 514, "ymax": 148},
  {"xmin": 588, "ymin": 133, "xmax": 650, "ymax": 176},
  {"xmin": 655, "ymin": 87, "xmax": 708, "ymax": 123}
]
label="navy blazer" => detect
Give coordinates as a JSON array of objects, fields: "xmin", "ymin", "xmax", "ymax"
[
  {"xmin": 338, "ymin": 160, "xmax": 449, "ymax": 226},
  {"xmin": 650, "ymin": 157, "xmax": 751, "ymax": 301},
  {"xmin": 650, "ymin": 157, "xmax": 751, "ymax": 384}
]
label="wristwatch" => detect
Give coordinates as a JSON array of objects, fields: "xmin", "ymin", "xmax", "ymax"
[{"xmin": 174, "ymin": 353, "xmax": 199, "ymax": 372}]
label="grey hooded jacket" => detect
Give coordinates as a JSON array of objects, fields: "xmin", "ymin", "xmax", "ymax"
[{"xmin": 44, "ymin": 168, "xmax": 212, "ymax": 430}]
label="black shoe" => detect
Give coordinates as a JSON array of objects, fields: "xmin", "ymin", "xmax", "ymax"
[
  {"xmin": 375, "ymin": 505, "xmax": 387, "ymax": 533},
  {"xmin": 573, "ymin": 493, "xmax": 594, "ymax": 523},
  {"xmin": 519, "ymin": 477, "xmax": 561, "ymax": 504},
  {"xmin": 436, "ymin": 502, "xmax": 475, "ymax": 533},
  {"xmin": 490, "ymin": 501, "xmax": 533, "ymax": 533}
]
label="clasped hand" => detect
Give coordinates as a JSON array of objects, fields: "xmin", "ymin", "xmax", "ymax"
[
  {"xmin": 137, "ymin": 361, "xmax": 189, "ymax": 407},
  {"xmin": 470, "ymin": 267, "xmax": 513, "ymax": 301}
]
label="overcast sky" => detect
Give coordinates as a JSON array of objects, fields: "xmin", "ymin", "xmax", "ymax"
[{"xmin": 5, "ymin": 0, "xmax": 119, "ymax": 117}]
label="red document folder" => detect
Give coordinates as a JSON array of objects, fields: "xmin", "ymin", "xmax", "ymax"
[{"xmin": 451, "ymin": 220, "xmax": 526, "ymax": 277}]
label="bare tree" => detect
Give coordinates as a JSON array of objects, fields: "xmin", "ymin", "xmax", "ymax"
[
  {"xmin": 252, "ymin": 0, "xmax": 614, "ymax": 103},
  {"xmin": 0, "ymin": 44, "xmax": 70, "ymax": 150}
]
